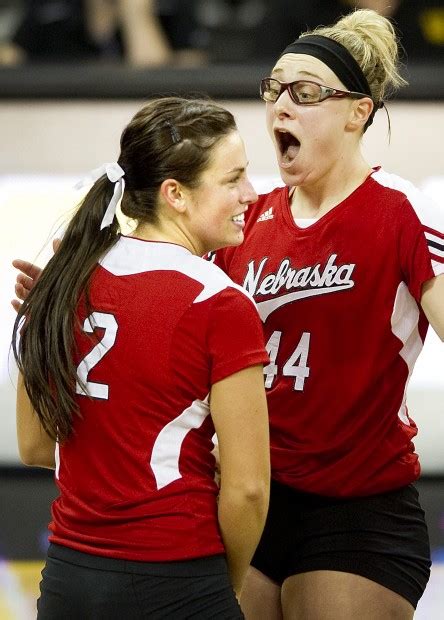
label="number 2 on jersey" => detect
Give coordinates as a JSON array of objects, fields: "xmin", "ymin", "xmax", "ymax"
[
  {"xmin": 76, "ymin": 312, "xmax": 118, "ymax": 399},
  {"xmin": 263, "ymin": 330, "xmax": 311, "ymax": 391},
  {"xmin": 74, "ymin": 312, "xmax": 203, "ymax": 491}
]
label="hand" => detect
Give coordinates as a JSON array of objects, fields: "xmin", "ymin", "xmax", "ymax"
[
  {"xmin": 11, "ymin": 260, "xmax": 42, "ymax": 311},
  {"xmin": 11, "ymin": 239, "xmax": 60, "ymax": 312}
]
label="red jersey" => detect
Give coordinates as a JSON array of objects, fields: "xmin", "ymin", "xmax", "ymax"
[
  {"xmin": 214, "ymin": 168, "xmax": 444, "ymax": 497},
  {"xmin": 49, "ymin": 236, "xmax": 268, "ymax": 561}
]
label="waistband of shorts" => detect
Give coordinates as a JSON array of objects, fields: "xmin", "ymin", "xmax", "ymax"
[
  {"xmin": 47, "ymin": 543, "xmax": 228, "ymax": 576},
  {"xmin": 270, "ymin": 478, "xmax": 418, "ymax": 504}
]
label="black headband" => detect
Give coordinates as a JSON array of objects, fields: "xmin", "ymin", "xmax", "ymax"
[
  {"xmin": 280, "ymin": 35, "xmax": 371, "ymax": 96},
  {"xmin": 279, "ymin": 35, "xmax": 380, "ymax": 128}
]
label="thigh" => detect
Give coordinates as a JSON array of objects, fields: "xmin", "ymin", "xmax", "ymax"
[
  {"xmin": 281, "ymin": 570, "xmax": 414, "ymax": 620},
  {"xmin": 251, "ymin": 481, "xmax": 431, "ymax": 613},
  {"xmin": 285, "ymin": 484, "xmax": 431, "ymax": 612},
  {"xmin": 288, "ymin": 485, "xmax": 431, "ymax": 608},
  {"xmin": 240, "ymin": 567, "xmax": 283, "ymax": 620}
]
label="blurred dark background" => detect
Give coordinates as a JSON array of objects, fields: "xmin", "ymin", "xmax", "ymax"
[{"xmin": 0, "ymin": 0, "xmax": 443, "ymax": 99}]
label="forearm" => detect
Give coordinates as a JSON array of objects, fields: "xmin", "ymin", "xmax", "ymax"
[
  {"xmin": 17, "ymin": 373, "xmax": 56, "ymax": 469},
  {"xmin": 117, "ymin": 0, "xmax": 172, "ymax": 65},
  {"xmin": 421, "ymin": 274, "xmax": 444, "ymax": 341},
  {"xmin": 218, "ymin": 482, "xmax": 269, "ymax": 597}
]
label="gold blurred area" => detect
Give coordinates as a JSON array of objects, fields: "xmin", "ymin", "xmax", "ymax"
[{"xmin": 0, "ymin": 561, "xmax": 43, "ymax": 620}]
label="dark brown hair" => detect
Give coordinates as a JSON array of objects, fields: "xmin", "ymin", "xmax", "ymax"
[{"xmin": 12, "ymin": 96, "xmax": 237, "ymax": 442}]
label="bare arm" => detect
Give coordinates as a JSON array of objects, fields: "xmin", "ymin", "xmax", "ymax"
[
  {"xmin": 116, "ymin": 0, "xmax": 172, "ymax": 66},
  {"xmin": 421, "ymin": 274, "xmax": 444, "ymax": 341},
  {"xmin": 210, "ymin": 364, "xmax": 270, "ymax": 598},
  {"xmin": 16, "ymin": 373, "xmax": 56, "ymax": 469}
]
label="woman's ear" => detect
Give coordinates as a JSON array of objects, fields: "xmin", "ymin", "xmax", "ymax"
[
  {"xmin": 159, "ymin": 178, "xmax": 186, "ymax": 213},
  {"xmin": 347, "ymin": 97, "xmax": 374, "ymax": 132}
]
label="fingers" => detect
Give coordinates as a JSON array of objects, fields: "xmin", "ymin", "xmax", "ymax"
[
  {"xmin": 52, "ymin": 238, "xmax": 61, "ymax": 253},
  {"xmin": 16, "ymin": 273, "xmax": 34, "ymax": 290},
  {"xmin": 11, "ymin": 299, "xmax": 22, "ymax": 312},
  {"xmin": 12, "ymin": 259, "xmax": 41, "ymax": 281},
  {"xmin": 14, "ymin": 282, "xmax": 29, "ymax": 302}
]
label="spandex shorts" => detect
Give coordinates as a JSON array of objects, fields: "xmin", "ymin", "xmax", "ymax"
[
  {"xmin": 37, "ymin": 544, "xmax": 243, "ymax": 619},
  {"xmin": 251, "ymin": 479, "xmax": 431, "ymax": 609}
]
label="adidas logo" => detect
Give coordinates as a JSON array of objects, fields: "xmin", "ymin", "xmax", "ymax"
[{"xmin": 257, "ymin": 207, "xmax": 274, "ymax": 222}]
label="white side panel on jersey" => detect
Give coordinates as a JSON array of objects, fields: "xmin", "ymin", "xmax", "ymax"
[
  {"xmin": 373, "ymin": 169, "xmax": 444, "ymax": 276},
  {"xmin": 150, "ymin": 396, "xmax": 210, "ymax": 490},
  {"xmin": 99, "ymin": 237, "xmax": 254, "ymax": 305},
  {"xmin": 391, "ymin": 282, "xmax": 424, "ymax": 425},
  {"xmin": 372, "ymin": 169, "xmax": 443, "ymax": 231}
]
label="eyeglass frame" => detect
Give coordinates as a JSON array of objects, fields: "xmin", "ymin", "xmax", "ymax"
[{"xmin": 260, "ymin": 77, "xmax": 372, "ymax": 106}]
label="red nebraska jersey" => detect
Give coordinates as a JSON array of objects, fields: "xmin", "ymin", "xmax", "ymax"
[
  {"xmin": 49, "ymin": 236, "xmax": 268, "ymax": 561},
  {"xmin": 213, "ymin": 168, "xmax": 444, "ymax": 497}
]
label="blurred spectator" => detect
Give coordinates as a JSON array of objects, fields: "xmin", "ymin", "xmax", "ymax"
[
  {"xmin": 87, "ymin": 0, "xmax": 173, "ymax": 65},
  {"xmin": 198, "ymin": 0, "xmax": 443, "ymax": 64},
  {"xmin": 0, "ymin": 0, "xmax": 442, "ymax": 66},
  {"xmin": 12, "ymin": 0, "xmax": 102, "ymax": 62},
  {"xmin": 0, "ymin": 0, "xmax": 207, "ymax": 66},
  {"xmin": 0, "ymin": 0, "xmax": 26, "ymax": 64}
]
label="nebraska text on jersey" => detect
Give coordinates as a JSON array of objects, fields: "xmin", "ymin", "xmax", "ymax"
[{"xmin": 244, "ymin": 254, "xmax": 355, "ymax": 320}]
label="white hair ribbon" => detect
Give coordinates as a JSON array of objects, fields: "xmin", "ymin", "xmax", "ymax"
[{"xmin": 74, "ymin": 162, "xmax": 125, "ymax": 230}]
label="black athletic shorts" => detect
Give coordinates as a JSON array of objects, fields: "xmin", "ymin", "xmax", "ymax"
[
  {"xmin": 37, "ymin": 544, "xmax": 243, "ymax": 619},
  {"xmin": 251, "ymin": 479, "xmax": 431, "ymax": 609}
]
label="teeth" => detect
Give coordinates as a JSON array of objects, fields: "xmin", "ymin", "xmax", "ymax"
[{"xmin": 232, "ymin": 213, "xmax": 245, "ymax": 223}]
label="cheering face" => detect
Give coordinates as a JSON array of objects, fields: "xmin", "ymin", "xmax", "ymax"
[
  {"xmin": 184, "ymin": 130, "xmax": 258, "ymax": 256},
  {"xmin": 265, "ymin": 54, "xmax": 358, "ymax": 188}
]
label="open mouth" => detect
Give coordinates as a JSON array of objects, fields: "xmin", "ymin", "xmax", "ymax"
[{"xmin": 275, "ymin": 129, "xmax": 301, "ymax": 164}]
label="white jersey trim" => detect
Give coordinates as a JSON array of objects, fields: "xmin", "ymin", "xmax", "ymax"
[
  {"xmin": 372, "ymin": 169, "xmax": 444, "ymax": 276},
  {"xmin": 150, "ymin": 396, "xmax": 210, "ymax": 490},
  {"xmin": 99, "ymin": 236, "xmax": 255, "ymax": 305},
  {"xmin": 390, "ymin": 282, "xmax": 424, "ymax": 425}
]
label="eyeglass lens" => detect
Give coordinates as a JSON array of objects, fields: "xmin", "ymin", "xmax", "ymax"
[{"xmin": 262, "ymin": 79, "xmax": 324, "ymax": 104}]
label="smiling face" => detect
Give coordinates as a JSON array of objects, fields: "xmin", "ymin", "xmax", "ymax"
[
  {"xmin": 266, "ymin": 54, "xmax": 361, "ymax": 189},
  {"xmin": 183, "ymin": 130, "xmax": 258, "ymax": 256}
]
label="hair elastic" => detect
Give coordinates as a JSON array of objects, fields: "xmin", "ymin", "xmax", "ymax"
[{"xmin": 74, "ymin": 162, "xmax": 125, "ymax": 230}]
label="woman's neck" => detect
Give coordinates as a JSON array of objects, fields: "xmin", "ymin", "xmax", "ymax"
[
  {"xmin": 129, "ymin": 221, "xmax": 200, "ymax": 256},
  {"xmin": 290, "ymin": 159, "xmax": 373, "ymax": 219}
]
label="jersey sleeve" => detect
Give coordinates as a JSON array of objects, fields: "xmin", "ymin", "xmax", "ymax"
[
  {"xmin": 399, "ymin": 192, "xmax": 444, "ymax": 301},
  {"xmin": 207, "ymin": 287, "xmax": 269, "ymax": 385}
]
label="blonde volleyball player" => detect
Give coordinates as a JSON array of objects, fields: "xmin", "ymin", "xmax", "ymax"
[{"xmin": 212, "ymin": 9, "xmax": 444, "ymax": 620}]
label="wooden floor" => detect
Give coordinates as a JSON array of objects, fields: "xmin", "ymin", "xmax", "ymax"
[{"xmin": 0, "ymin": 560, "xmax": 443, "ymax": 620}]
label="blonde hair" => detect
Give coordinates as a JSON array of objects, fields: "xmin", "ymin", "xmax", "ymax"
[{"xmin": 302, "ymin": 9, "xmax": 407, "ymax": 103}]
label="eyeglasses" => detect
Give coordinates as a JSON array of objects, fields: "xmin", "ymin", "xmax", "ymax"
[{"xmin": 260, "ymin": 77, "xmax": 370, "ymax": 105}]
